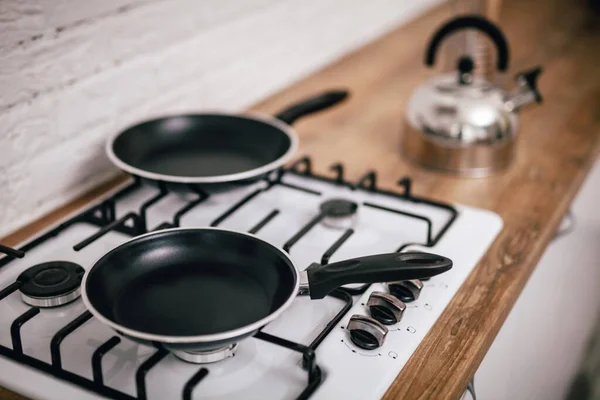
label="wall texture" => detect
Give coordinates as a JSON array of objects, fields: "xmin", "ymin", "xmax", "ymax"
[
  {"xmin": 0, "ymin": 0, "xmax": 439, "ymax": 236},
  {"xmin": 0, "ymin": 0, "xmax": 441, "ymax": 237}
]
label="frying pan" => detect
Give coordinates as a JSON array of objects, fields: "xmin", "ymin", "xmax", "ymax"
[
  {"xmin": 81, "ymin": 228, "xmax": 452, "ymax": 358},
  {"xmin": 106, "ymin": 90, "xmax": 349, "ymax": 184}
]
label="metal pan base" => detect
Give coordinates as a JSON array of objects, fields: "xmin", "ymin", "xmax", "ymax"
[{"xmin": 173, "ymin": 343, "xmax": 238, "ymax": 364}]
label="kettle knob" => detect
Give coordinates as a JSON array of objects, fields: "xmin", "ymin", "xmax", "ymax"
[
  {"xmin": 425, "ymin": 15, "xmax": 510, "ymax": 73},
  {"xmin": 457, "ymin": 56, "xmax": 475, "ymax": 85},
  {"xmin": 516, "ymin": 67, "xmax": 543, "ymax": 103}
]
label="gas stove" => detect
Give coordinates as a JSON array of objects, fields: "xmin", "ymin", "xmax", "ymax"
[{"xmin": 0, "ymin": 157, "xmax": 502, "ymax": 400}]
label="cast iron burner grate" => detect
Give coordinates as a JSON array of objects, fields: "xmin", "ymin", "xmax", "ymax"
[{"xmin": 0, "ymin": 156, "xmax": 458, "ymax": 400}]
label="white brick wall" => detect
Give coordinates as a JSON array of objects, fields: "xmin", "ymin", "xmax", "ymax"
[{"xmin": 0, "ymin": 0, "xmax": 441, "ymax": 237}]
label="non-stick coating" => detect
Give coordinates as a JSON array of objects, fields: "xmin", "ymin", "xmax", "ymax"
[
  {"xmin": 111, "ymin": 115, "xmax": 292, "ymax": 178},
  {"xmin": 85, "ymin": 229, "xmax": 297, "ymax": 339}
]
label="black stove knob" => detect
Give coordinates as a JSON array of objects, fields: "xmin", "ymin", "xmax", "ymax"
[
  {"xmin": 347, "ymin": 314, "xmax": 388, "ymax": 350},
  {"xmin": 388, "ymin": 279, "xmax": 424, "ymax": 303},
  {"xmin": 367, "ymin": 291, "xmax": 406, "ymax": 325}
]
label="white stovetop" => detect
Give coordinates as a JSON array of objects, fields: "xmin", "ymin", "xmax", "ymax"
[{"xmin": 0, "ymin": 173, "xmax": 502, "ymax": 400}]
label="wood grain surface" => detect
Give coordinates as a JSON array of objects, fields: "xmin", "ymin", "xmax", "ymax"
[{"xmin": 2, "ymin": 0, "xmax": 600, "ymax": 398}]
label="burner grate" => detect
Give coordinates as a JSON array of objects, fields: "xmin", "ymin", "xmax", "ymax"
[
  {"xmin": 284, "ymin": 156, "xmax": 458, "ymax": 295},
  {"xmin": 181, "ymin": 367, "xmax": 209, "ymax": 400},
  {"xmin": 92, "ymin": 336, "xmax": 121, "ymax": 385},
  {"xmin": 0, "ymin": 156, "xmax": 459, "ymax": 400},
  {"xmin": 50, "ymin": 311, "xmax": 94, "ymax": 368}
]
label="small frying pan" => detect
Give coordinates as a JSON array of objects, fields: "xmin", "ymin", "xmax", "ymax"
[
  {"xmin": 106, "ymin": 90, "xmax": 348, "ymax": 184},
  {"xmin": 81, "ymin": 228, "xmax": 452, "ymax": 360}
]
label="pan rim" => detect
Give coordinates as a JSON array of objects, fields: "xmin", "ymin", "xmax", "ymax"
[
  {"xmin": 80, "ymin": 227, "xmax": 301, "ymax": 344},
  {"xmin": 105, "ymin": 111, "xmax": 299, "ymax": 183}
]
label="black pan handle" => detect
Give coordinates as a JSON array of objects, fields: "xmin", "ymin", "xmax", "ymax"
[
  {"xmin": 306, "ymin": 251, "xmax": 452, "ymax": 299},
  {"xmin": 425, "ymin": 15, "xmax": 509, "ymax": 72},
  {"xmin": 0, "ymin": 243, "xmax": 25, "ymax": 258},
  {"xmin": 274, "ymin": 90, "xmax": 349, "ymax": 125}
]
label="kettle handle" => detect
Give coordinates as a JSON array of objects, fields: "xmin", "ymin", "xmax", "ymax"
[{"xmin": 425, "ymin": 15, "xmax": 510, "ymax": 72}]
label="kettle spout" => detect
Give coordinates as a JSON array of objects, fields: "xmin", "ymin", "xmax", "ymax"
[{"xmin": 504, "ymin": 67, "xmax": 543, "ymax": 112}]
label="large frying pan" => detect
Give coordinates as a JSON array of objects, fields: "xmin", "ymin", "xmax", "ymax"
[
  {"xmin": 106, "ymin": 90, "xmax": 348, "ymax": 184},
  {"xmin": 81, "ymin": 228, "xmax": 452, "ymax": 360}
]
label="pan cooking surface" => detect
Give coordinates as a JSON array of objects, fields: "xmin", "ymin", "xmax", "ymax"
[
  {"xmin": 85, "ymin": 229, "xmax": 298, "ymax": 340},
  {"xmin": 111, "ymin": 115, "xmax": 293, "ymax": 179},
  {"xmin": 113, "ymin": 262, "xmax": 273, "ymax": 336},
  {"xmin": 137, "ymin": 148, "xmax": 268, "ymax": 177}
]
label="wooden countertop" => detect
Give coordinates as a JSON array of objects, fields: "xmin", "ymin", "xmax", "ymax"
[{"xmin": 2, "ymin": 0, "xmax": 599, "ymax": 398}]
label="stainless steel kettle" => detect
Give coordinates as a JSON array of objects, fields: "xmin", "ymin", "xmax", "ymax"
[{"xmin": 400, "ymin": 15, "xmax": 543, "ymax": 177}]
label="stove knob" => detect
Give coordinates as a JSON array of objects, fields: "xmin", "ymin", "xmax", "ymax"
[
  {"xmin": 347, "ymin": 314, "xmax": 388, "ymax": 350},
  {"xmin": 367, "ymin": 291, "xmax": 406, "ymax": 325},
  {"xmin": 388, "ymin": 279, "xmax": 423, "ymax": 302}
]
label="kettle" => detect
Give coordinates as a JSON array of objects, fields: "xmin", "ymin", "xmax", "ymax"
[{"xmin": 400, "ymin": 15, "xmax": 543, "ymax": 177}]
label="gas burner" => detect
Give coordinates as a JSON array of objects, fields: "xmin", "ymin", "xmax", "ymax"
[
  {"xmin": 320, "ymin": 198, "xmax": 358, "ymax": 229},
  {"xmin": 17, "ymin": 261, "xmax": 84, "ymax": 308},
  {"xmin": 173, "ymin": 343, "xmax": 238, "ymax": 364}
]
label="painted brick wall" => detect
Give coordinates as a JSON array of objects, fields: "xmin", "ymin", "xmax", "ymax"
[{"xmin": 0, "ymin": 0, "xmax": 440, "ymax": 237}]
